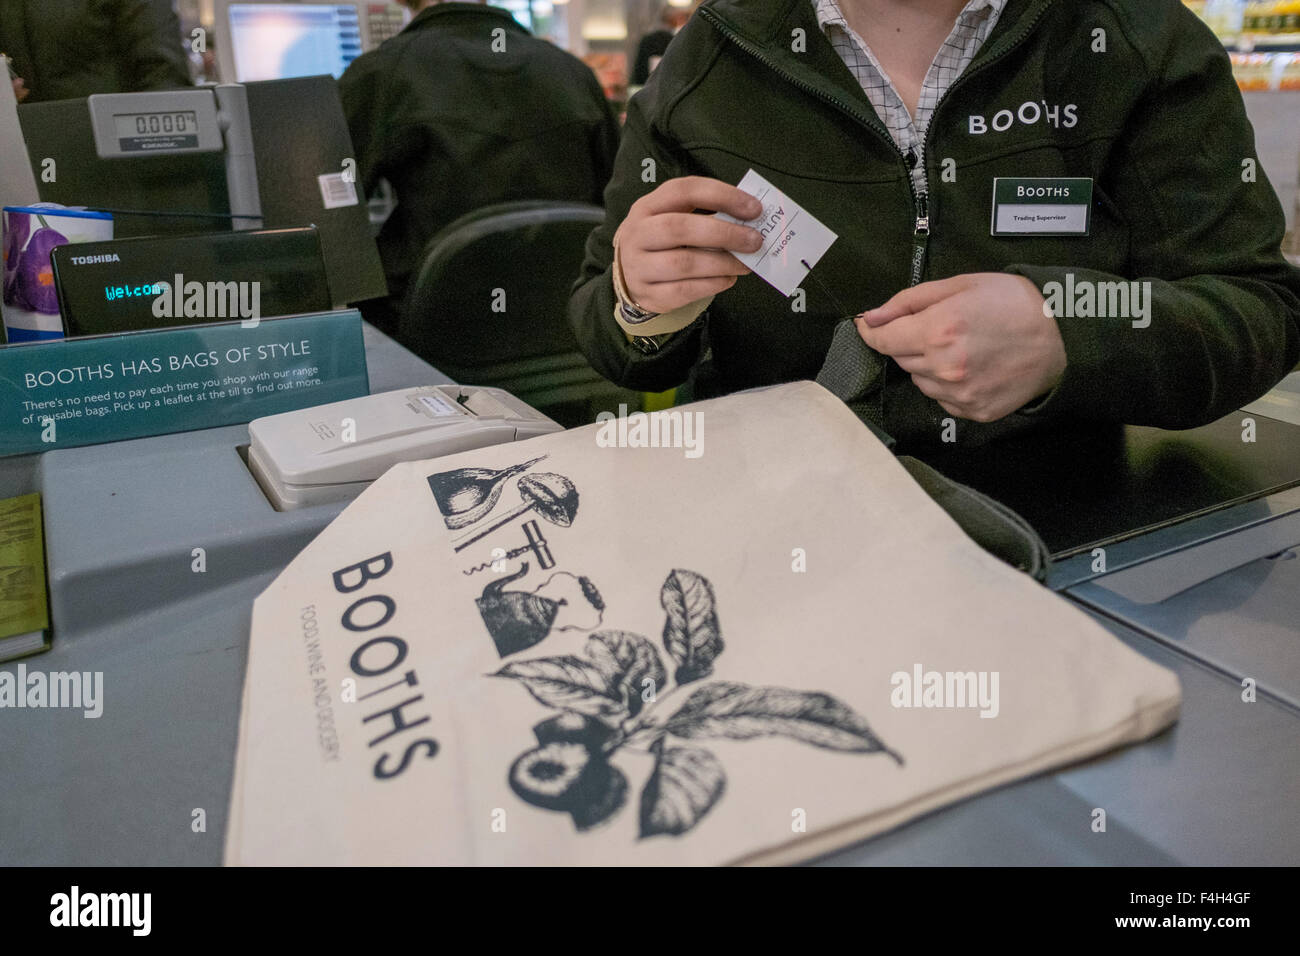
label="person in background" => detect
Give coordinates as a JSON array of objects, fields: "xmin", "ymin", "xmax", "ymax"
[
  {"xmin": 144, "ymin": 0, "xmax": 193, "ymax": 85},
  {"xmin": 632, "ymin": 3, "xmax": 694, "ymax": 86},
  {"xmin": 0, "ymin": 0, "xmax": 191, "ymax": 103},
  {"xmin": 340, "ymin": 0, "xmax": 621, "ymax": 335}
]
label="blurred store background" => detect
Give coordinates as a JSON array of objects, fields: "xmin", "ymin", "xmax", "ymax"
[
  {"xmin": 1186, "ymin": 1, "xmax": 1300, "ymax": 249},
  {"xmin": 16, "ymin": 1, "xmax": 1294, "ymax": 253}
]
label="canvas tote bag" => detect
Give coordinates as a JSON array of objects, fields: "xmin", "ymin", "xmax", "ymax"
[{"xmin": 225, "ymin": 381, "xmax": 1179, "ymax": 865}]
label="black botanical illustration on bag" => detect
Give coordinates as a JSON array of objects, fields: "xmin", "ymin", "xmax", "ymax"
[
  {"xmin": 427, "ymin": 457, "xmax": 547, "ymax": 530},
  {"xmin": 477, "ymin": 566, "xmax": 606, "ymax": 657},
  {"xmin": 461, "ymin": 517, "xmax": 555, "ymax": 577},
  {"xmin": 453, "ymin": 472, "xmax": 579, "ymax": 552},
  {"xmin": 426, "ymin": 458, "xmax": 583, "ymax": 577},
  {"xmin": 661, "ymin": 569, "xmax": 722, "ymax": 684},
  {"xmin": 493, "ymin": 569, "xmax": 903, "ymax": 838}
]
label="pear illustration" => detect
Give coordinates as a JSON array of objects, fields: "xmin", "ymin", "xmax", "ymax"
[{"xmin": 426, "ymin": 456, "xmax": 545, "ymax": 530}]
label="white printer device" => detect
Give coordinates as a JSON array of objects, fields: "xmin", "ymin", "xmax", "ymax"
[{"xmin": 248, "ymin": 384, "xmax": 562, "ymax": 510}]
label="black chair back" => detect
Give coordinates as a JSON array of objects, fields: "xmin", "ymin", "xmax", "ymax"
[{"xmin": 400, "ymin": 200, "xmax": 605, "ymax": 381}]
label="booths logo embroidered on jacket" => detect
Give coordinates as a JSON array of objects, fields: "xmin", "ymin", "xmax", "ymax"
[{"xmin": 969, "ymin": 101, "xmax": 1078, "ymax": 134}]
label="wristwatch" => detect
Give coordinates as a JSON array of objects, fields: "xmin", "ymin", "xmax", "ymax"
[
  {"xmin": 629, "ymin": 330, "xmax": 677, "ymax": 354},
  {"xmin": 617, "ymin": 296, "xmax": 658, "ymax": 326},
  {"xmin": 614, "ymin": 298, "xmax": 670, "ymax": 353},
  {"xmin": 612, "ymin": 229, "xmax": 700, "ymax": 352}
]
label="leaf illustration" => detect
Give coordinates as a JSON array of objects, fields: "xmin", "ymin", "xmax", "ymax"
[
  {"xmin": 584, "ymin": 631, "xmax": 667, "ymax": 718},
  {"xmin": 663, "ymin": 681, "xmax": 903, "ymax": 763},
  {"xmin": 638, "ymin": 744, "xmax": 726, "ymax": 838},
  {"xmin": 493, "ymin": 657, "xmax": 627, "ymax": 722},
  {"xmin": 660, "ymin": 569, "xmax": 724, "ymax": 685}
]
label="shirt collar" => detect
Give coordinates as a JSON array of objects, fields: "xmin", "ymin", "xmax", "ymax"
[{"xmin": 813, "ymin": 0, "xmax": 1005, "ymax": 33}]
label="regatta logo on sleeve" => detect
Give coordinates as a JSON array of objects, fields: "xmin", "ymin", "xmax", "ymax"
[{"xmin": 969, "ymin": 101, "xmax": 1078, "ymax": 134}]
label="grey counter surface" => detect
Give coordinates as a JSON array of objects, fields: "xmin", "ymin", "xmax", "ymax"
[
  {"xmin": 822, "ymin": 609, "xmax": 1300, "ymax": 865},
  {"xmin": 1, "ymin": 325, "xmax": 451, "ymax": 865},
  {"xmin": 2, "ymin": 329, "xmax": 1298, "ymax": 865}
]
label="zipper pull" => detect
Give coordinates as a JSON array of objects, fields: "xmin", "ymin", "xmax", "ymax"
[
  {"xmin": 914, "ymin": 193, "xmax": 930, "ymax": 236},
  {"xmin": 909, "ymin": 193, "xmax": 930, "ymax": 286}
]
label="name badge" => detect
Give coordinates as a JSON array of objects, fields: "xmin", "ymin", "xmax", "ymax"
[{"xmin": 991, "ymin": 177, "xmax": 1093, "ymax": 237}]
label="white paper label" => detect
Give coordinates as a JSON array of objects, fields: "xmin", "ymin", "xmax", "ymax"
[
  {"xmin": 417, "ymin": 393, "xmax": 462, "ymax": 417},
  {"xmin": 994, "ymin": 204, "xmax": 1089, "ymax": 234},
  {"xmin": 318, "ymin": 172, "xmax": 359, "ymax": 210},
  {"xmin": 715, "ymin": 169, "xmax": 837, "ymax": 297}
]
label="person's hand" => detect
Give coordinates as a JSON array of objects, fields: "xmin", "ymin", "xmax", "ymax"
[
  {"xmin": 12, "ymin": 77, "xmax": 28, "ymax": 102},
  {"xmin": 616, "ymin": 176, "xmax": 763, "ymax": 314},
  {"xmin": 856, "ymin": 273, "xmax": 1067, "ymax": 423}
]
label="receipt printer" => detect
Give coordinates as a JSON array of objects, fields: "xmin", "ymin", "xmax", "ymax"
[{"xmin": 247, "ymin": 384, "xmax": 562, "ymax": 510}]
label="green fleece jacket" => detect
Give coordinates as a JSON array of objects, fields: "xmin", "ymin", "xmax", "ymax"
[{"xmin": 568, "ymin": 0, "xmax": 1300, "ymax": 451}]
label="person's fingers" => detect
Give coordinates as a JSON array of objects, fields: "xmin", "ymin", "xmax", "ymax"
[
  {"xmin": 890, "ymin": 351, "xmax": 940, "ymax": 379},
  {"xmin": 894, "ymin": 344, "xmax": 974, "ymax": 383},
  {"xmin": 633, "ymin": 275, "xmax": 739, "ymax": 313},
  {"xmin": 861, "ymin": 276, "xmax": 969, "ymax": 326},
  {"xmin": 637, "ymin": 213, "xmax": 762, "ymax": 255},
  {"xmin": 856, "ymin": 311, "xmax": 929, "ymax": 357},
  {"xmin": 637, "ymin": 176, "xmax": 763, "ymax": 220},
  {"xmin": 910, "ymin": 371, "xmax": 967, "ymax": 412},
  {"xmin": 910, "ymin": 371, "xmax": 948, "ymax": 400},
  {"xmin": 633, "ymin": 248, "xmax": 752, "ymax": 284}
]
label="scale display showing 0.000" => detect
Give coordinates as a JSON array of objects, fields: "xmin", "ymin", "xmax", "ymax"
[{"xmin": 112, "ymin": 110, "xmax": 199, "ymax": 138}]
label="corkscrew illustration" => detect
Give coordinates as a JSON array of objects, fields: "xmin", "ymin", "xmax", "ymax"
[{"xmin": 462, "ymin": 519, "xmax": 554, "ymax": 576}]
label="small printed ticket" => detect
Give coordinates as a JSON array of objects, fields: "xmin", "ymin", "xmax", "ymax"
[{"xmin": 715, "ymin": 168, "xmax": 837, "ymax": 297}]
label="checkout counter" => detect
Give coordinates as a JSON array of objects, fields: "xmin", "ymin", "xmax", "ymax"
[
  {"xmin": 1, "ymin": 339, "xmax": 1298, "ymax": 865},
  {"xmin": 1, "ymin": 77, "xmax": 1297, "ymax": 867}
]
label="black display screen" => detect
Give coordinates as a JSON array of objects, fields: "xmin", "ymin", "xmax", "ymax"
[{"xmin": 50, "ymin": 228, "xmax": 332, "ymax": 337}]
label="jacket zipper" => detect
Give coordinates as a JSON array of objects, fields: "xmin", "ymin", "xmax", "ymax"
[
  {"xmin": 696, "ymin": 7, "xmax": 923, "ymax": 286},
  {"xmin": 910, "ymin": 192, "xmax": 929, "ymax": 286},
  {"xmin": 910, "ymin": 2, "xmax": 1055, "ymax": 284},
  {"xmin": 699, "ymin": 3, "xmax": 1055, "ymax": 288}
]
